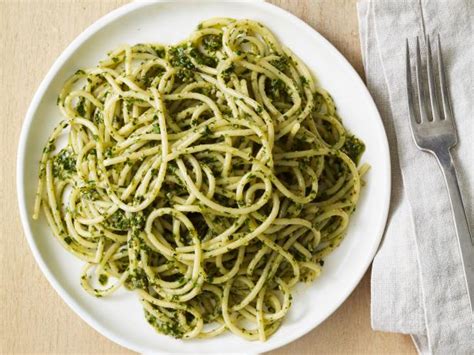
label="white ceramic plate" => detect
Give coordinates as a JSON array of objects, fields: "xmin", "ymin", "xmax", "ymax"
[{"xmin": 17, "ymin": 1, "xmax": 391, "ymax": 353}]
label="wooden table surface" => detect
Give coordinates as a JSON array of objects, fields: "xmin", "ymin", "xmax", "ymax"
[{"xmin": 0, "ymin": 1, "xmax": 416, "ymax": 353}]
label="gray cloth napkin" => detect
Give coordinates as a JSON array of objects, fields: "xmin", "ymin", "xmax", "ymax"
[{"xmin": 357, "ymin": 0, "xmax": 473, "ymax": 353}]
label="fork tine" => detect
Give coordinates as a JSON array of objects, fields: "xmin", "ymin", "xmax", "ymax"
[
  {"xmin": 437, "ymin": 34, "xmax": 454, "ymax": 121},
  {"xmin": 406, "ymin": 39, "xmax": 419, "ymax": 127},
  {"xmin": 415, "ymin": 37, "xmax": 430, "ymax": 122},
  {"xmin": 425, "ymin": 35, "xmax": 441, "ymax": 121}
]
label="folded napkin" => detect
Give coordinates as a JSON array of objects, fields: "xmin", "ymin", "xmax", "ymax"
[{"xmin": 357, "ymin": 0, "xmax": 473, "ymax": 353}]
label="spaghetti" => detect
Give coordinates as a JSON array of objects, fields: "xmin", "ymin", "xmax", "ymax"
[{"xmin": 33, "ymin": 18, "xmax": 368, "ymax": 340}]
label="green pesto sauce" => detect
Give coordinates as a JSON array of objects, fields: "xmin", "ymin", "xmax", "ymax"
[
  {"xmin": 146, "ymin": 312, "xmax": 184, "ymax": 338},
  {"xmin": 52, "ymin": 148, "xmax": 76, "ymax": 180},
  {"xmin": 270, "ymin": 56, "xmax": 288, "ymax": 72},
  {"xmin": 107, "ymin": 209, "xmax": 130, "ymax": 230},
  {"xmin": 342, "ymin": 135, "xmax": 366, "ymax": 164},
  {"xmin": 98, "ymin": 274, "xmax": 108, "ymax": 286},
  {"xmin": 265, "ymin": 78, "xmax": 287, "ymax": 99},
  {"xmin": 168, "ymin": 45, "xmax": 195, "ymax": 70},
  {"xmin": 202, "ymin": 34, "xmax": 222, "ymax": 51}
]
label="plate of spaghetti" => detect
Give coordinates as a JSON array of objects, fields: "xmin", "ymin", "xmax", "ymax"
[{"xmin": 17, "ymin": 1, "xmax": 390, "ymax": 353}]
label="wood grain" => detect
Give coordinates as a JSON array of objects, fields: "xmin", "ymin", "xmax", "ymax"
[{"xmin": 0, "ymin": 1, "xmax": 415, "ymax": 353}]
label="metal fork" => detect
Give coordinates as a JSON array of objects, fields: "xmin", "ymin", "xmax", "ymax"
[{"xmin": 406, "ymin": 35, "xmax": 474, "ymax": 313}]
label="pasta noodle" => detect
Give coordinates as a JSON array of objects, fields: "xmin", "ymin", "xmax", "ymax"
[{"xmin": 33, "ymin": 18, "xmax": 368, "ymax": 341}]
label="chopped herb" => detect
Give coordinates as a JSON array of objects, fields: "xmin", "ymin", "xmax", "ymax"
[
  {"xmin": 189, "ymin": 47, "xmax": 217, "ymax": 67},
  {"xmin": 80, "ymin": 182, "xmax": 99, "ymax": 201},
  {"xmin": 266, "ymin": 78, "xmax": 286, "ymax": 98},
  {"xmin": 342, "ymin": 135, "xmax": 365, "ymax": 164},
  {"xmin": 153, "ymin": 46, "xmax": 166, "ymax": 58},
  {"xmin": 98, "ymin": 274, "xmax": 108, "ymax": 285},
  {"xmin": 93, "ymin": 111, "xmax": 103, "ymax": 124},
  {"xmin": 43, "ymin": 141, "xmax": 56, "ymax": 154},
  {"xmin": 126, "ymin": 267, "xmax": 148, "ymax": 290},
  {"xmin": 152, "ymin": 123, "xmax": 161, "ymax": 133},
  {"xmin": 203, "ymin": 125, "xmax": 212, "ymax": 136},
  {"xmin": 76, "ymin": 98, "xmax": 86, "ymax": 116},
  {"xmin": 175, "ymin": 68, "xmax": 194, "ymax": 82},
  {"xmin": 104, "ymin": 147, "xmax": 114, "ymax": 158},
  {"xmin": 130, "ymin": 211, "xmax": 146, "ymax": 228},
  {"xmin": 220, "ymin": 64, "xmax": 234, "ymax": 81},
  {"xmin": 169, "ymin": 45, "xmax": 195, "ymax": 70},
  {"xmin": 108, "ymin": 209, "xmax": 130, "ymax": 230},
  {"xmin": 270, "ymin": 56, "xmax": 288, "ymax": 72},
  {"xmin": 52, "ymin": 148, "xmax": 76, "ymax": 180},
  {"xmin": 202, "ymin": 34, "xmax": 222, "ymax": 51}
]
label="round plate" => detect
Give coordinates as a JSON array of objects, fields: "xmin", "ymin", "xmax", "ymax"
[{"xmin": 17, "ymin": 1, "xmax": 390, "ymax": 353}]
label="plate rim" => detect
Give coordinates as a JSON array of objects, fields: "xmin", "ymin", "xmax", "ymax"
[{"xmin": 16, "ymin": 1, "xmax": 391, "ymax": 353}]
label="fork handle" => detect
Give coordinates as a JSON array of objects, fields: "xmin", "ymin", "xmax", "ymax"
[{"xmin": 436, "ymin": 150, "xmax": 474, "ymax": 313}]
